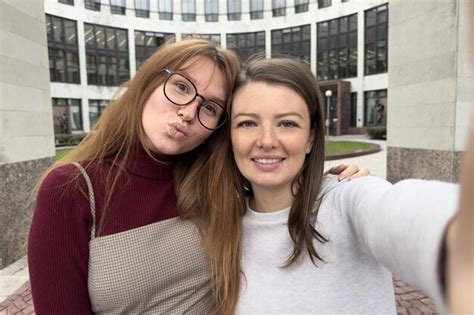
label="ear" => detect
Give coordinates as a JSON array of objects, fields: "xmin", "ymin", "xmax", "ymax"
[{"xmin": 306, "ymin": 132, "xmax": 315, "ymax": 154}]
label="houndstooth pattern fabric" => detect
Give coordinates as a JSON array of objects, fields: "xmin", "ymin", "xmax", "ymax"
[{"xmin": 73, "ymin": 163, "xmax": 215, "ymax": 314}]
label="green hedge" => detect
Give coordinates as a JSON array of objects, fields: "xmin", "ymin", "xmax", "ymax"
[
  {"xmin": 55, "ymin": 133, "xmax": 87, "ymax": 147},
  {"xmin": 367, "ymin": 127, "xmax": 386, "ymax": 140}
]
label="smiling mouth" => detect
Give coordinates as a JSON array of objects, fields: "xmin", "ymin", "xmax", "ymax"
[{"xmin": 252, "ymin": 158, "xmax": 285, "ymax": 164}]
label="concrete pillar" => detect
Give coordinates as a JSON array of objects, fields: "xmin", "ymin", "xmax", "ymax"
[
  {"xmin": 387, "ymin": 0, "xmax": 473, "ymax": 183},
  {"xmin": 0, "ymin": 0, "xmax": 54, "ymax": 268}
]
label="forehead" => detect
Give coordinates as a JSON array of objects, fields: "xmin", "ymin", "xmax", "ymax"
[
  {"xmin": 232, "ymin": 82, "xmax": 308, "ymax": 116},
  {"xmin": 177, "ymin": 57, "xmax": 226, "ymax": 98}
]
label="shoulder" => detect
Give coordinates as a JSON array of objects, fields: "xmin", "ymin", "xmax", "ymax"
[{"xmin": 40, "ymin": 164, "xmax": 81, "ymax": 192}]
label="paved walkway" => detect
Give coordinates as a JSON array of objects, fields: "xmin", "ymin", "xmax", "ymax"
[{"xmin": 0, "ymin": 136, "xmax": 439, "ymax": 314}]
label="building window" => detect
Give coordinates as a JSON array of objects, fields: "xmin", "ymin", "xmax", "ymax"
[
  {"xmin": 89, "ymin": 100, "xmax": 108, "ymax": 127},
  {"xmin": 85, "ymin": 23, "xmax": 129, "ymax": 86},
  {"xmin": 182, "ymin": 33, "xmax": 221, "ymax": 46},
  {"xmin": 317, "ymin": 14, "xmax": 357, "ymax": 81},
  {"xmin": 294, "ymin": 0, "xmax": 308, "ymax": 13},
  {"xmin": 85, "ymin": 0, "xmax": 101, "ymax": 11},
  {"xmin": 59, "ymin": 0, "xmax": 74, "ymax": 5},
  {"xmin": 271, "ymin": 25, "xmax": 311, "ymax": 65},
  {"xmin": 205, "ymin": 0, "xmax": 219, "ymax": 22},
  {"xmin": 318, "ymin": 0, "xmax": 331, "ymax": 8},
  {"xmin": 227, "ymin": 0, "xmax": 241, "ymax": 20},
  {"xmin": 350, "ymin": 92, "xmax": 357, "ymax": 127},
  {"xmin": 158, "ymin": 0, "xmax": 173, "ymax": 20},
  {"xmin": 364, "ymin": 89, "xmax": 387, "ymax": 127},
  {"xmin": 53, "ymin": 98, "xmax": 82, "ymax": 134},
  {"xmin": 135, "ymin": 0, "xmax": 150, "ymax": 18},
  {"xmin": 135, "ymin": 31, "xmax": 175, "ymax": 69},
  {"xmin": 227, "ymin": 31, "xmax": 265, "ymax": 60},
  {"xmin": 182, "ymin": 0, "xmax": 196, "ymax": 21},
  {"xmin": 110, "ymin": 0, "xmax": 126, "ymax": 14},
  {"xmin": 46, "ymin": 15, "xmax": 80, "ymax": 84},
  {"xmin": 250, "ymin": 0, "xmax": 264, "ymax": 19},
  {"xmin": 272, "ymin": 0, "xmax": 285, "ymax": 17},
  {"xmin": 365, "ymin": 4, "xmax": 388, "ymax": 75}
]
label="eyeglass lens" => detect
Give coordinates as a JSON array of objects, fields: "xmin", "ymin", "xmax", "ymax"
[{"xmin": 164, "ymin": 73, "xmax": 225, "ymax": 130}]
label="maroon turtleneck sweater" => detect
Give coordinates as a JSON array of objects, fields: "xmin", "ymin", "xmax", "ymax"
[{"xmin": 28, "ymin": 148, "xmax": 177, "ymax": 314}]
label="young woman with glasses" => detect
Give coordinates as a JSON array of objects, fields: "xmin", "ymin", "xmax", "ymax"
[{"xmin": 28, "ymin": 40, "xmax": 367, "ymax": 314}]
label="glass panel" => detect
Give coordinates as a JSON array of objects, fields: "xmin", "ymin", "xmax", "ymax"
[
  {"xmin": 66, "ymin": 51, "xmax": 80, "ymax": 83},
  {"xmin": 116, "ymin": 29, "xmax": 127, "ymax": 51},
  {"xmin": 272, "ymin": 30, "xmax": 282, "ymax": 45},
  {"xmin": 135, "ymin": 31, "xmax": 145, "ymax": 46},
  {"xmin": 349, "ymin": 14, "xmax": 358, "ymax": 31},
  {"xmin": 98, "ymin": 55, "xmax": 107, "ymax": 85},
  {"xmin": 64, "ymin": 20, "xmax": 77, "ymax": 45},
  {"xmin": 366, "ymin": 9, "xmax": 376, "ymax": 27},
  {"xmin": 339, "ymin": 17, "xmax": 348, "ymax": 33},
  {"xmin": 318, "ymin": 22, "xmax": 328, "ymax": 37},
  {"xmin": 107, "ymin": 56, "xmax": 117, "ymax": 85},
  {"xmin": 70, "ymin": 102, "xmax": 83, "ymax": 130},
  {"xmin": 377, "ymin": 5, "xmax": 387, "ymax": 23},
  {"xmin": 106, "ymin": 28, "xmax": 116, "ymax": 50},
  {"xmin": 256, "ymin": 32, "xmax": 265, "ymax": 46},
  {"xmin": 52, "ymin": 17, "xmax": 63, "ymax": 43},
  {"xmin": 55, "ymin": 49, "xmax": 66, "ymax": 82},
  {"xmin": 119, "ymin": 57, "xmax": 130, "ymax": 83},
  {"xmin": 46, "ymin": 16, "xmax": 53, "ymax": 41},
  {"xmin": 95, "ymin": 26, "xmax": 105, "ymax": 49},
  {"xmin": 86, "ymin": 54, "xmax": 97, "ymax": 84},
  {"xmin": 84, "ymin": 24, "xmax": 94, "ymax": 47},
  {"xmin": 329, "ymin": 20, "xmax": 338, "ymax": 35}
]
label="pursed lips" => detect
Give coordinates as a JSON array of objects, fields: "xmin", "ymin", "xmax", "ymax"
[{"xmin": 168, "ymin": 122, "xmax": 190, "ymax": 138}]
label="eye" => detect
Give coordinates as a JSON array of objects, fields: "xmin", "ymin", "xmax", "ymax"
[
  {"xmin": 236, "ymin": 120, "xmax": 256, "ymax": 128},
  {"xmin": 173, "ymin": 81, "xmax": 192, "ymax": 95},
  {"xmin": 279, "ymin": 120, "xmax": 299, "ymax": 128},
  {"xmin": 200, "ymin": 102, "xmax": 221, "ymax": 117}
]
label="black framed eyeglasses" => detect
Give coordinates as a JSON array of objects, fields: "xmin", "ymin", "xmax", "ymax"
[{"xmin": 161, "ymin": 69, "xmax": 227, "ymax": 130}]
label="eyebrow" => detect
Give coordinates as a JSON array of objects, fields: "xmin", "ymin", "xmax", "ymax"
[
  {"xmin": 182, "ymin": 71, "xmax": 226, "ymax": 106},
  {"xmin": 233, "ymin": 112, "xmax": 304, "ymax": 119}
]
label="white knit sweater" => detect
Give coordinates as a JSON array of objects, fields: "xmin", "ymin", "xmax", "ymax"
[{"xmin": 237, "ymin": 175, "xmax": 458, "ymax": 314}]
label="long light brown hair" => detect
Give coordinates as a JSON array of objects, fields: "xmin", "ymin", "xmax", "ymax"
[
  {"xmin": 36, "ymin": 39, "xmax": 240, "ymax": 311},
  {"xmin": 208, "ymin": 57, "xmax": 328, "ymax": 311}
]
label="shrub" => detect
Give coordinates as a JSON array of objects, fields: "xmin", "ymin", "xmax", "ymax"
[
  {"xmin": 55, "ymin": 133, "xmax": 87, "ymax": 147},
  {"xmin": 367, "ymin": 127, "xmax": 386, "ymax": 140}
]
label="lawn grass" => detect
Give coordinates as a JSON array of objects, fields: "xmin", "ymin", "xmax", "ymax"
[
  {"xmin": 325, "ymin": 141, "xmax": 371, "ymax": 156},
  {"xmin": 55, "ymin": 148, "xmax": 73, "ymax": 161},
  {"xmin": 55, "ymin": 141, "xmax": 371, "ymax": 161}
]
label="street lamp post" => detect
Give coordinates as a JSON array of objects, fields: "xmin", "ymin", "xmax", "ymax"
[{"xmin": 325, "ymin": 90, "xmax": 332, "ymax": 141}]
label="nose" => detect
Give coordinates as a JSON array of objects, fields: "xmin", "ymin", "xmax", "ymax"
[
  {"xmin": 176, "ymin": 98, "xmax": 200, "ymax": 122},
  {"xmin": 256, "ymin": 125, "xmax": 279, "ymax": 150}
]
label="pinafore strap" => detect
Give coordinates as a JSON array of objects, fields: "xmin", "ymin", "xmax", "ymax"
[{"xmin": 72, "ymin": 162, "xmax": 97, "ymax": 239}]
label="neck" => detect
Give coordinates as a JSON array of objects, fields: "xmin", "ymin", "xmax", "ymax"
[{"xmin": 249, "ymin": 186, "xmax": 294, "ymax": 213}]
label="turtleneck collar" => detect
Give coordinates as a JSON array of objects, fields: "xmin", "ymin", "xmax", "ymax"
[{"xmin": 124, "ymin": 145, "xmax": 175, "ymax": 180}]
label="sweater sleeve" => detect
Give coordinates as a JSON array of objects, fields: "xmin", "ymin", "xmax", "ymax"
[
  {"xmin": 333, "ymin": 176, "xmax": 458, "ymax": 312},
  {"xmin": 28, "ymin": 165, "xmax": 94, "ymax": 315}
]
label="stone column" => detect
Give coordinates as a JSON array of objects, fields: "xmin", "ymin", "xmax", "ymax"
[
  {"xmin": 387, "ymin": 0, "xmax": 473, "ymax": 183},
  {"xmin": 0, "ymin": 0, "xmax": 54, "ymax": 268}
]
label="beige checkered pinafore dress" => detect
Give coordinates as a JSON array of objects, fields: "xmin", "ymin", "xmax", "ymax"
[{"xmin": 73, "ymin": 163, "xmax": 215, "ymax": 314}]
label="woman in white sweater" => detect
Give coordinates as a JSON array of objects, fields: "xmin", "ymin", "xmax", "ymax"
[{"xmin": 207, "ymin": 57, "xmax": 473, "ymax": 314}]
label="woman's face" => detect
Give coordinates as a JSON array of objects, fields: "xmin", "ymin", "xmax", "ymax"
[
  {"xmin": 231, "ymin": 82, "xmax": 314, "ymax": 194},
  {"xmin": 142, "ymin": 57, "xmax": 227, "ymax": 155}
]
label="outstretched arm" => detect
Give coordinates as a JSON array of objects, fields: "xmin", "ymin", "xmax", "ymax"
[{"xmin": 447, "ymin": 123, "xmax": 474, "ymax": 314}]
